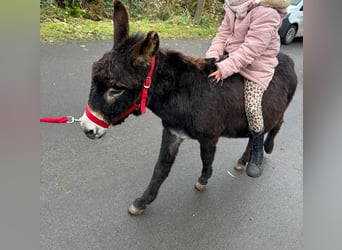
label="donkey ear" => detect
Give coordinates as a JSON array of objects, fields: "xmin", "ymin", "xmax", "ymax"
[
  {"xmin": 113, "ymin": 0, "xmax": 129, "ymax": 48},
  {"xmin": 131, "ymin": 31, "xmax": 159, "ymax": 67}
]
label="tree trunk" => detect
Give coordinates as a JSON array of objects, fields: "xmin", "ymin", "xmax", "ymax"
[{"xmin": 194, "ymin": 0, "xmax": 206, "ymax": 24}]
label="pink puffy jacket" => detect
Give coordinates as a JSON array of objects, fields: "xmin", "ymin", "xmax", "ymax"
[{"xmin": 206, "ymin": 2, "xmax": 287, "ymax": 90}]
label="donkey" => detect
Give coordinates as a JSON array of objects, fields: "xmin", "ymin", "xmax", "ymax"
[{"xmin": 80, "ymin": 0, "xmax": 297, "ymax": 215}]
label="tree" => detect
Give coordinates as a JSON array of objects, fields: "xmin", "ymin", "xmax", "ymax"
[{"xmin": 194, "ymin": 0, "xmax": 206, "ymax": 24}]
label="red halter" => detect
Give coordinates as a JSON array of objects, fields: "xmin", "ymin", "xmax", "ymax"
[{"xmin": 85, "ymin": 56, "xmax": 156, "ymax": 127}]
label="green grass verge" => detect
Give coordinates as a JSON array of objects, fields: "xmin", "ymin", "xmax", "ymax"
[{"xmin": 40, "ymin": 16, "xmax": 220, "ymax": 44}]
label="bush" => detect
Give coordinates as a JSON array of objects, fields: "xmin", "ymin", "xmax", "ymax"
[
  {"xmin": 41, "ymin": 0, "xmax": 224, "ymax": 23},
  {"xmin": 82, "ymin": 0, "xmax": 106, "ymax": 20},
  {"xmin": 115, "ymin": 0, "xmax": 224, "ymax": 22}
]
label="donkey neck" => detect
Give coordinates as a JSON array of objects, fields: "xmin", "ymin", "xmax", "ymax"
[
  {"xmin": 145, "ymin": 50, "xmax": 215, "ymax": 128},
  {"xmin": 148, "ymin": 49, "xmax": 214, "ymax": 95}
]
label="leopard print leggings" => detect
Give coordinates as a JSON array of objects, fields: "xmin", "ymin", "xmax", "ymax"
[{"xmin": 244, "ymin": 80, "xmax": 265, "ymax": 133}]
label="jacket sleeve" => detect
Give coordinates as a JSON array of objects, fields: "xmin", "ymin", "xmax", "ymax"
[
  {"xmin": 205, "ymin": 13, "xmax": 232, "ymax": 60},
  {"xmin": 216, "ymin": 8, "xmax": 281, "ymax": 79}
]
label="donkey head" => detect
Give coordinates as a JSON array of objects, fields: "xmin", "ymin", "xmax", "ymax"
[{"xmin": 80, "ymin": 0, "xmax": 159, "ymax": 139}]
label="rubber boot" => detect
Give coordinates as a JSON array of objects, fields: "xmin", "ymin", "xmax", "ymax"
[{"xmin": 246, "ymin": 132, "xmax": 264, "ymax": 178}]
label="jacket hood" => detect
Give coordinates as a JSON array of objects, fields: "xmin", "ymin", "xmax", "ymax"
[
  {"xmin": 255, "ymin": 0, "xmax": 291, "ymax": 9},
  {"xmin": 255, "ymin": 0, "xmax": 290, "ymax": 18}
]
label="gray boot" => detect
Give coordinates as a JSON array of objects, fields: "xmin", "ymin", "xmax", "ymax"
[{"xmin": 246, "ymin": 132, "xmax": 264, "ymax": 178}]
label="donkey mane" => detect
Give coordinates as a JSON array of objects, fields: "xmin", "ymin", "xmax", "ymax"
[
  {"xmin": 161, "ymin": 49, "xmax": 212, "ymax": 71},
  {"xmin": 118, "ymin": 33, "xmax": 214, "ymax": 73}
]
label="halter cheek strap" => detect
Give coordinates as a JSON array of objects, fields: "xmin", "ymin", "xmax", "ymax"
[
  {"xmin": 114, "ymin": 55, "xmax": 156, "ymax": 123},
  {"xmin": 140, "ymin": 55, "xmax": 156, "ymax": 114}
]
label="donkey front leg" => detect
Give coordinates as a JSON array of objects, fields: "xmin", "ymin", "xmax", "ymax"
[
  {"xmin": 195, "ymin": 138, "xmax": 218, "ymax": 191},
  {"xmin": 128, "ymin": 127, "xmax": 184, "ymax": 216}
]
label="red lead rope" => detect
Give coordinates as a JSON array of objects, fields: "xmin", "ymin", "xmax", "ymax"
[
  {"xmin": 40, "ymin": 117, "xmax": 68, "ymax": 123},
  {"xmin": 40, "ymin": 116, "xmax": 78, "ymax": 123}
]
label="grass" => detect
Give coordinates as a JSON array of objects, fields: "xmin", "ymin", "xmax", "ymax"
[
  {"xmin": 40, "ymin": 18, "xmax": 114, "ymax": 44},
  {"xmin": 40, "ymin": 6, "xmax": 221, "ymax": 44}
]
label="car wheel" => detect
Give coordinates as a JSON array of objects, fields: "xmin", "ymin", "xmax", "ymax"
[{"xmin": 281, "ymin": 24, "xmax": 297, "ymax": 45}]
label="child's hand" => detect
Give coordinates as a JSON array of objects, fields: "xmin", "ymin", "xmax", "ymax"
[{"xmin": 208, "ymin": 70, "xmax": 223, "ymax": 85}]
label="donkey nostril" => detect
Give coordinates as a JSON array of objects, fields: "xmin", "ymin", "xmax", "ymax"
[
  {"xmin": 85, "ymin": 129, "xmax": 94, "ymax": 135},
  {"xmin": 85, "ymin": 129, "xmax": 96, "ymax": 139}
]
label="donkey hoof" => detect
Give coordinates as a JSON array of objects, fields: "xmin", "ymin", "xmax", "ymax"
[
  {"xmin": 194, "ymin": 181, "xmax": 207, "ymax": 191},
  {"xmin": 128, "ymin": 204, "xmax": 144, "ymax": 216},
  {"xmin": 264, "ymin": 143, "xmax": 273, "ymax": 154},
  {"xmin": 234, "ymin": 163, "xmax": 245, "ymax": 171}
]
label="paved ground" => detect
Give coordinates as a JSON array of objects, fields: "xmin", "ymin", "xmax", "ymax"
[{"xmin": 40, "ymin": 38, "xmax": 303, "ymax": 250}]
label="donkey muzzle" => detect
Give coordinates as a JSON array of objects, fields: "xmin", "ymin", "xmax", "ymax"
[{"xmin": 79, "ymin": 105, "xmax": 109, "ymax": 139}]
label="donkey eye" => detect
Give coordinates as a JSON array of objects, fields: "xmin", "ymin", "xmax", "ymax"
[
  {"xmin": 108, "ymin": 88, "xmax": 125, "ymax": 97},
  {"xmin": 105, "ymin": 88, "xmax": 125, "ymax": 103}
]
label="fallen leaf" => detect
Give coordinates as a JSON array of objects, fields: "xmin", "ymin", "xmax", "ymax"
[{"xmin": 226, "ymin": 170, "xmax": 237, "ymax": 178}]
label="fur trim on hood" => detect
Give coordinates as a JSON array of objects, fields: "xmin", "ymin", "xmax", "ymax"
[{"xmin": 255, "ymin": 0, "xmax": 291, "ymax": 9}]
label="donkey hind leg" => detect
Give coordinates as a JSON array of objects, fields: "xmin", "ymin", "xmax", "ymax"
[
  {"xmin": 128, "ymin": 127, "xmax": 184, "ymax": 216},
  {"xmin": 264, "ymin": 121, "xmax": 283, "ymax": 154},
  {"xmin": 194, "ymin": 138, "xmax": 218, "ymax": 191},
  {"xmin": 234, "ymin": 137, "xmax": 253, "ymax": 171}
]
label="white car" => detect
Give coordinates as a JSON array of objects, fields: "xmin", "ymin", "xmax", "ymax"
[{"xmin": 278, "ymin": 0, "xmax": 303, "ymax": 45}]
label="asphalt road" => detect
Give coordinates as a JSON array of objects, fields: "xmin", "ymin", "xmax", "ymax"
[{"xmin": 40, "ymin": 38, "xmax": 303, "ymax": 250}]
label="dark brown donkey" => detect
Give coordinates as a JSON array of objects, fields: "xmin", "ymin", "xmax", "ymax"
[{"xmin": 80, "ymin": 0, "xmax": 297, "ymax": 215}]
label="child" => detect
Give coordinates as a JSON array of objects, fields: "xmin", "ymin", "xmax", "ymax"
[{"xmin": 206, "ymin": 0, "xmax": 290, "ymax": 177}]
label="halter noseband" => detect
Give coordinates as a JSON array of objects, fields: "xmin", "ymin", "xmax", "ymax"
[{"xmin": 85, "ymin": 104, "xmax": 110, "ymax": 128}]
